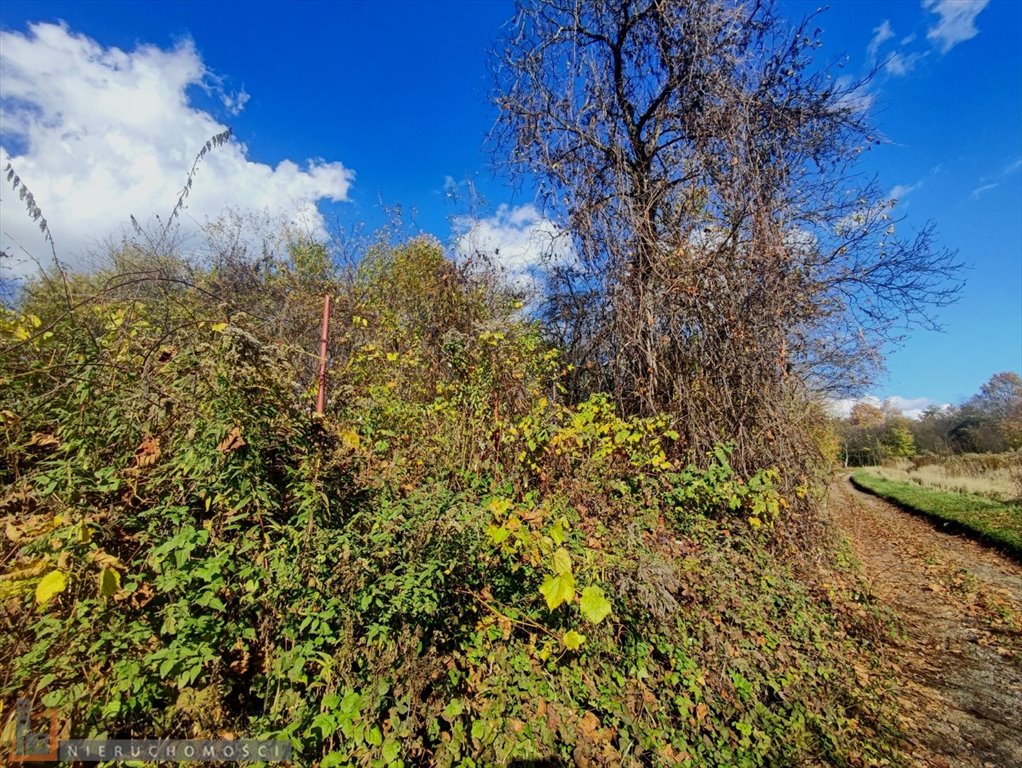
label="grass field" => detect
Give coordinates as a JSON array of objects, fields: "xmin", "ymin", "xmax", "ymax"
[
  {"xmin": 850, "ymin": 471, "xmax": 1022, "ymax": 557},
  {"xmin": 861, "ymin": 453, "xmax": 1021, "ymax": 503}
]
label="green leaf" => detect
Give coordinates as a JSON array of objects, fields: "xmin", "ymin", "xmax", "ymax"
[
  {"xmin": 381, "ymin": 738, "xmax": 400, "ymax": 763},
  {"xmin": 442, "ymin": 699, "xmax": 464, "ymax": 722},
  {"xmin": 551, "ymin": 547, "xmax": 572, "ymax": 575},
  {"xmin": 99, "ymin": 566, "xmax": 121, "ymax": 597},
  {"xmin": 539, "ymin": 571, "xmax": 575, "ymax": 611},
  {"xmin": 562, "ymin": 630, "xmax": 586, "ymax": 651},
  {"xmin": 486, "ymin": 524, "xmax": 510, "ymax": 545},
  {"xmin": 549, "ymin": 519, "xmax": 566, "ymax": 545},
  {"xmin": 36, "ymin": 570, "xmax": 67, "ymax": 606},
  {"xmin": 579, "ymin": 586, "xmax": 612, "ymax": 624},
  {"xmin": 37, "ymin": 673, "xmax": 57, "ymax": 690},
  {"xmin": 366, "ymin": 725, "xmax": 383, "ymax": 747},
  {"xmin": 470, "ymin": 719, "xmax": 493, "ymax": 744}
]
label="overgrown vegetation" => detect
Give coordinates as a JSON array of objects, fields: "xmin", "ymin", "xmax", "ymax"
[
  {"xmin": 851, "ymin": 472, "xmax": 1022, "ymax": 557},
  {"xmin": 2, "ymin": 0, "xmax": 976, "ymax": 764},
  {"xmin": 495, "ymin": 0, "xmax": 960, "ymax": 480},
  {"xmin": 0, "ymin": 230, "xmax": 903, "ymax": 765}
]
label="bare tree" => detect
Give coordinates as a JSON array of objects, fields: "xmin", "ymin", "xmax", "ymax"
[{"xmin": 494, "ymin": 0, "xmax": 961, "ymax": 473}]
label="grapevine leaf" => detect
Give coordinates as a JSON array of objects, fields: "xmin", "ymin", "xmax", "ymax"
[
  {"xmin": 551, "ymin": 547, "xmax": 572, "ymax": 575},
  {"xmin": 579, "ymin": 585, "xmax": 612, "ymax": 624},
  {"xmin": 562, "ymin": 630, "xmax": 586, "ymax": 650},
  {"xmin": 539, "ymin": 571, "xmax": 575, "ymax": 611}
]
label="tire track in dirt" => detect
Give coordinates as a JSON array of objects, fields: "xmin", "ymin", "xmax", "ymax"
[{"xmin": 827, "ymin": 478, "xmax": 1022, "ymax": 768}]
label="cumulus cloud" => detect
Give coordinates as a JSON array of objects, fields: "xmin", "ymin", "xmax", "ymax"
[
  {"xmin": 454, "ymin": 204, "xmax": 574, "ymax": 295},
  {"xmin": 923, "ymin": 0, "xmax": 990, "ymax": 53},
  {"xmin": 0, "ymin": 23, "xmax": 353, "ymax": 275},
  {"xmin": 828, "ymin": 395, "xmax": 950, "ymax": 420}
]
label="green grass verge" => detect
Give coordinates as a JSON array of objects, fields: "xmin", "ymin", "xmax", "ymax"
[{"xmin": 851, "ymin": 471, "xmax": 1022, "ymax": 558}]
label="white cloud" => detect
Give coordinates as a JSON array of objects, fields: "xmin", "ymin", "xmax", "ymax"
[
  {"xmin": 0, "ymin": 23, "xmax": 353, "ymax": 275},
  {"xmin": 970, "ymin": 182, "xmax": 998, "ymax": 200},
  {"xmin": 828, "ymin": 395, "xmax": 950, "ymax": 420},
  {"xmin": 454, "ymin": 204, "xmax": 574, "ymax": 295},
  {"xmin": 833, "ymin": 75, "xmax": 875, "ymax": 114},
  {"xmin": 968, "ymin": 157, "xmax": 1022, "ymax": 200},
  {"xmin": 884, "ymin": 50, "xmax": 926, "ymax": 76},
  {"xmin": 890, "ymin": 181, "xmax": 923, "ymax": 201},
  {"xmin": 866, "ymin": 20, "xmax": 895, "ymax": 61},
  {"xmin": 923, "ymin": 0, "xmax": 990, "ymax": 53}
]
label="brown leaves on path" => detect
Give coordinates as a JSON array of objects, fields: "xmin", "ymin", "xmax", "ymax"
[{"xmin": 828, "ymin": 478, "xmax": 1022, "ymax": 768}]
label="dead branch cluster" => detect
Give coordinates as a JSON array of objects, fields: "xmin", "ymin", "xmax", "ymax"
[{"xmin": 495, "ymin": 0, "xmax": 961, "ymax": 476}]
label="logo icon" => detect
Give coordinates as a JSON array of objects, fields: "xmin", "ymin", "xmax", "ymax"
[{"xmin": 11, "ymin": 698, "xmax": 59, "ymax": 762}]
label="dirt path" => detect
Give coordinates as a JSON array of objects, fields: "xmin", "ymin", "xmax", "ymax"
[{"xmin": 827, "ymin": 478, "xmax": 1022, "ymax": 768}]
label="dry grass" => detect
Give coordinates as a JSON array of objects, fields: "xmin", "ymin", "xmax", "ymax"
[{"xmin": 864, "ymin": 452, "xmax": 1022, "ymax": 503}]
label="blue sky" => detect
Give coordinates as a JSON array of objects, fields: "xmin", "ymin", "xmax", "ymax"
[{"xmin": 1, "ymin": 0, "xmax": 1019, "ymax": 414}]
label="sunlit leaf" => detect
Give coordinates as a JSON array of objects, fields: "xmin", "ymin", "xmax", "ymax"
[
  {"xmin": 540, "ymin": 571, "xmax": 575, "ymax": 610},
  {"xmin": 579, "ymin": 585, "xmax": 612, "ymax": 624},
  {"xmin": 99, "ymin": 566, "xmax": 121, "ymax": 597},
  {"xmin": 551, "ymin": 547, "xmax": 572, "ymax": 575},
  {"xmin": 562, "ymin": 630, "xmax": 586, "ymax": 650},
  {"xmin": 35, "ymin": 570, "xmax": 67, "ymax": 606}
]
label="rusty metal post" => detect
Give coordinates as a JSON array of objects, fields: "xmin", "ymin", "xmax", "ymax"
[{"xmin": 315, "ymin": 295, "xmax": 332, "ymax": 416}]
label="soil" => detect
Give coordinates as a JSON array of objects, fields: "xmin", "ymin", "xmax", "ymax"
[{"xmin": 827, "ymin": 477, "xmax": 1022, "ymax": 768}]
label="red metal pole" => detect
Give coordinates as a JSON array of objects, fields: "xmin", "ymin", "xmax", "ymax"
[{"xmin": 315, "ymin": 295, "xmax": 331, "ymax": 416}]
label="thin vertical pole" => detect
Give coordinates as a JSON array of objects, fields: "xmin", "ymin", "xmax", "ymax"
[{"xmin": 316, "ymin": 295, "xmax": 332, "ymax": 416}]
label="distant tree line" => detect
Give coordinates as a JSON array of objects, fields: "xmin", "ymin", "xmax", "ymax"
[{"xmin": 836, "ymin": 371, "xmax": 1022, "ymax": 465}]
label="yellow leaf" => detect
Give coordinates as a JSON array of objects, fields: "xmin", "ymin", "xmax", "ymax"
[
  {"xmin": 35, "ymin": 570, "xmax": 67, "ymax": 606},
  {"xmin": 539, "ymin": 571, "xmax": 575, "ymax": 610},
  {"xmin": 98, "ymin": 567, "xmax": 121, "ymax": 597},
  {"xmin": 487, "ymin": 498, "xmax": 513, "ymax": 516},
  {"xmin": 579, "ymin": 586, "xmax": 612, "ymax": 624},
  {"xmin": 386, "ymin": 352, "xmax": 399, "ymax": 362},
  {"xmin": 339, "ymin": 429, "xmax": 360, "ymax": 451},
  {"xmin": 551, "ymin": 547, "xmax": 572, "ymax": 575},
  {"xmin": 562, "ymin": 630, "xmax": 586, "ymax": 650}
]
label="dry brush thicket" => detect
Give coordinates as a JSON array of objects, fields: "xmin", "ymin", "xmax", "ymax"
[{"xmin": 493, "ymin": 0, "xmax": 961, "ymax": 480}]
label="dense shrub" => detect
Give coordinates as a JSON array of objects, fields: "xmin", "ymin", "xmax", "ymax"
[{"xmin": 1, "ymin": 239, "xmax": 898, "ymax": 766}]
